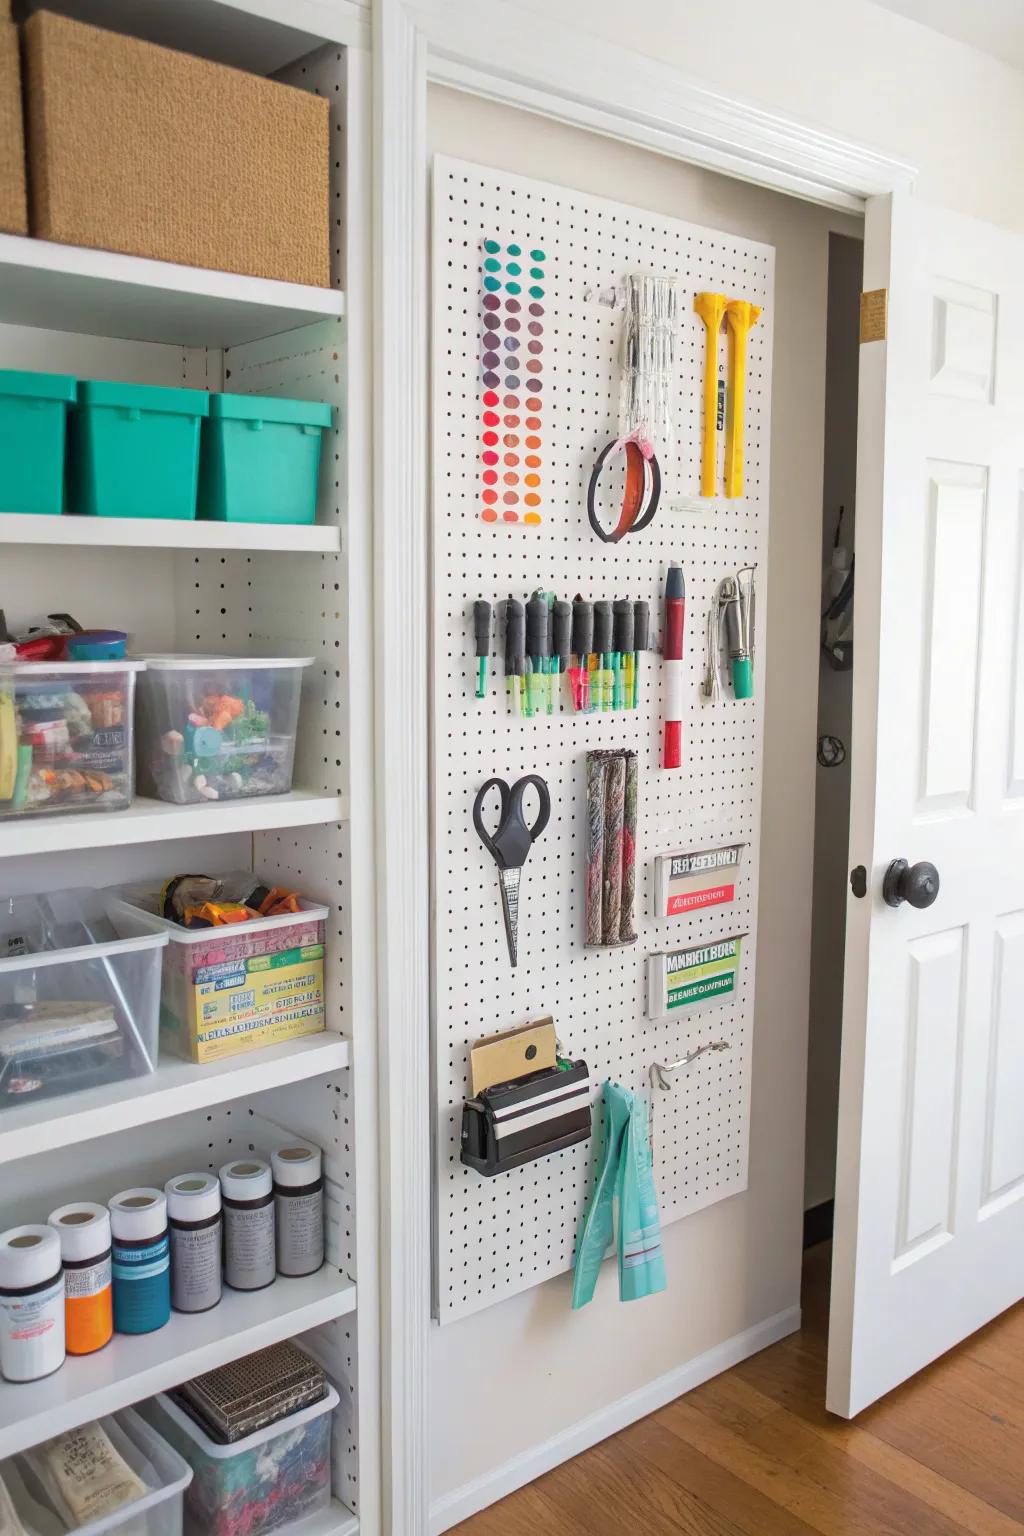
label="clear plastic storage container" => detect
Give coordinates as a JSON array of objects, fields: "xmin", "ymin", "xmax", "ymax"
[
  {"xmin": 0, "ymin": 889, "xmax": 165, "ymax": 1110},
  {"xmin": 134, "ymin": 657, "xmax": 311, "ymax": 805},
  {"xmin": 5, "ymin": 1408, "xmax": 192, "ymax": 1536},
  {"xmin": 0, "ymin": 660, "xmax": 143, "ymax": 819},
  {"xmin": 107, "ymin": 875, "xmax": 326, "ymax": 1064},
  {"xmin": 142, "ymin": 1383, "xmax": 338, "ymax": 1536}
]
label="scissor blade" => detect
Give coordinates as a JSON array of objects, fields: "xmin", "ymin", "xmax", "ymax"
[{"xmin": 498, "ymin": 866, "xmax": 521, "ymax": 967}]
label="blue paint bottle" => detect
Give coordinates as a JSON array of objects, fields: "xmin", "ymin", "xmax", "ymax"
[{"xmin": 108, "ymin": 1188, "xmax": 171, "ymax": 1335}]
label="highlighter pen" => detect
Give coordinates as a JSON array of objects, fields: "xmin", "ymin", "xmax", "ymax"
[
  {"xmin": 504, "ymin": 597, "xmax": 525, "ymax": 719},
  {"xmin": 552, "ymin": 599, "xmax": 571, "ymax": 713},
  {"xmin": 526, "ymin": 593, "xmax": 549, "ymax": 719},
  {"xmin": 570, "ymin": 597, "xmax": 593, "ymax": 712},
  {"xmin": 632, "ymin": 599, "xmax": 650, "ymax": 710},
  {"xmin": 473, "ymin": 600, "xmax": 492, "ymax": 698},
  {"xmin": 613, "ymin": 600, "xmax": 634, "ymax": 712},
  {"xmin": 593, "ymin": 601, "xmax": 613, "ymax": 713},
  {"xmin": 662, "ymin": 563, "xmax": 685, "ymax": 768}
]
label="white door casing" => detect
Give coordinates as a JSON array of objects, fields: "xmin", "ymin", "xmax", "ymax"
[{"xmin": 830, "ymin": 191, "xmax": 1024, "ymax": 1416}]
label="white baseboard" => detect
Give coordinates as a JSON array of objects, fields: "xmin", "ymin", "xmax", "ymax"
[{"xmin": 428, "ymin": 1302, "xmax": 801, "ymax": 1534}]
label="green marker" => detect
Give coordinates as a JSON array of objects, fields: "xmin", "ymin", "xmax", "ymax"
[
  {"xmin": 593, "ymin": 601, "xmax": 613, "ymax": 713},
  {"xmin": 473, "ymin": 601, "xmax": 492, "ymax": 699}
]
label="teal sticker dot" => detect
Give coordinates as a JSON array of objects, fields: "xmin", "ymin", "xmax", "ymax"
[
  {"xmin": 506, "ymin": 262, "xmax": 521, "ymax": 276},
  {"xmin": 484, "ymin": 276, "xmax": 501, "ymax": 292},
  {"xmin": 530, "ymin": 267, "xmax": 544, "ymax": 280},
  {"xmin": 507, "ymin": 244, "xmax": 522, "ymax": 256},
  {"xmin": 506, "ymin": 281, "xmax": 521, "ymax": 295},
  {"xmin": 483, "ymin": 258, "xmax": 501, "ymax": 272},
  {"xmin": 528, "ymin": 285, "xmax": 544, "ymax": 299},
  {"xmin": 484, "ymin": 239, "xmax": 500, "ymax": 254},
  {"xmin": 530, "ymin": 249, "xmax": 545, "ymax": 261}
]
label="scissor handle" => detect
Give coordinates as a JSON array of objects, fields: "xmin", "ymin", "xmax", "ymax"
[
  {"xmin": 472, "ymin": 774, "xmax": 550, "ymax": 870},
  {"xmin": 509, "ymin": 774, "xmax": 550, "ymax": 844},
  {"xmin": 473, "ymin": 777, "xmax": 512, "ymax": 866}
]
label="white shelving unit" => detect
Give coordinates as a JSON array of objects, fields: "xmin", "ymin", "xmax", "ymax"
[{"xmin": 1, "ymin": 4, "xmax": 376, "ymax": 1532}]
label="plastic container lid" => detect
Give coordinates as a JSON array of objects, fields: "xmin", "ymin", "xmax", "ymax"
[
  {"xmin": 48, "ymin": 1203, "xmax": 111, "ymax": 1262},
  {"xmin": 220, "ymin": 1159, "xmax": 272, "ymax": 1202},
  {"xmin": 109, "ymin": 1189, "xmax": 167, "ymax": 1241},
  {"xmin": 153, "ymin": 1380, "xmax": 340, "ymax": 1459},
  {"xmin": 165, "ymin": 1173, "xmax": 221, "ymax": 1223},
  {"xmin": 272, "ymin": 1143, "xmax": 322, "ymax": 1189},
  {"xmin": 0, "ymin": 1224, "xmax": 61, "ymax": 1289},
  {"xmin": 11, "ymin": 658, "xmax": 146, "ymax": 677},
  {"xmin": 76, "ymin": 380, "xmax": 210, "ymax": 417},
  {"xmin": 0, "ymin": 369, "xmax": 76, "ymax": 403},
  {"xmin": 209, "ymin": 393, "xmax": 332, "ymax": 430},
  {"xmin": 138, "ymin": 654, "xmax": 313, "ymax": 671}
]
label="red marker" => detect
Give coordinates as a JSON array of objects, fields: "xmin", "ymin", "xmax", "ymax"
[{"xmin": 662, "ymin": 563, "xmax": 685, "ymax": 769}]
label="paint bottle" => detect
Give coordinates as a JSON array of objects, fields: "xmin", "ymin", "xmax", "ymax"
[
  {"xmin": 165, "ymin": 1173, "xmax": 222, "ymax": 1314},
  {"xmin": 221, "ymin": 1160, "xmax": 275, "ymax": 1292},
  {"xmin": 108, "ymin": 1189, "xmax": 170, "ymax": 1335},
  {"xmin": 272, "ymin": 1143, "xmax": 325, "ymax": 1278},
  {"xmin": 47, "ymin": 1203, "xmax": 112, "ymax": 1356},
  {"xmin": 0, "ymin": 1224, "xmax": 65, "ymax": 1382}
]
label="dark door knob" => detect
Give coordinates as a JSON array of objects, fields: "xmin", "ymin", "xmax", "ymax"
[{"xmin": 882, "ymin": 858, "xmax": 940, "ymax": 909}]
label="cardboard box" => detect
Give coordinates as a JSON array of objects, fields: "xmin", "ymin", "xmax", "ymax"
[
  {"xmin": 24, "ymin": 11, "xmax": 330, "ymax": 286},
  {"xmin": 0, "ymin": 23, "xmax": 28, "ymax": 236}
]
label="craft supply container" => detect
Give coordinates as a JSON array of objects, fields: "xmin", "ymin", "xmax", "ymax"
[
  {"xmin": 133, "ymin": 657, "xmax": 311, "ymax": 805},
  {"xmin": 0, "ymin": 901, "xmax": 164, "ymax": 1111},
  {"xmin": 143, "ymin": 1383, "xmax": 339, "ymax": 1536},
  {"xmin": 107, "ymin": 875, "xmax": 326, "ymax": 1064},
  {"xmin": 7, "ymin": 1407, "xmax": 192, "ymax": 1536},
  {"xmin": 69, "ymin": 380, "xmax": 209, "ymax": 520},
  {"xmin": 0, "ymin": 660, "xmax": 144, "ymax": 819},
  {"xmin": 199, "ymin": 393, "xmax": 333, "ymax": 525},
  {"xmin": 0, "ymin": 370, "xmax": 76, "ymax": 515}
]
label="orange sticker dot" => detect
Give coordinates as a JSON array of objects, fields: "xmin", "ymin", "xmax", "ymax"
[
  {"xmin": 525, "ymin": 455, "xmax": 541, "ymax": 468},
  {"xmin": 503, "ymin": 471, "xmax": 519, "ymax": 485},
  {"xmin": 482, "ymin": 488, "xmax": 498, "ymax": 504},
  {"xmin": 525, "ymin": 436, "xmax": 541, "ymax": 450},
  {"xmin": 526, "ymin": 418, "xmax": 542, "ymax": 432},
  {"xmin": 481, "ymin": 508, "xmax": 498, "ymax": 522},
  {"xmin": 523, "ymin": 512, "xmax": 542, "ymax": 525},
  {"xmin": 524, "ymin": 492, "xmax": 541, "ymax": 507},
  {"xmin": 524, "ymin": 473, "xmax": 541, "ymax": 488},
  {"xmin": 526, "ymin": 398, "xmax": 542, "ymax": 412}
]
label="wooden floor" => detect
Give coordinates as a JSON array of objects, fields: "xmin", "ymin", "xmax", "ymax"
[{"xmin": 453, "ymin": 1243, "xmax": 1024, "ymax": 1535}]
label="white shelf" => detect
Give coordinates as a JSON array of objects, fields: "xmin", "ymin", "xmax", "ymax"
[
  {"xmin": 0, "ymin": 234, "xmax": 344, "ymax": 348},
  {"xmin": 0, "ymin": 1033, "xmax": 351, "ymax": 1165},
  {"xmin": 294, "ymin": 1503, "xmax": 360, "ymax": 1536},
  {"xmin": 0, "ymin": 1267, "xmax": 357, "ymax": 1459},
  {"xmin": 0, "ymin": 514, "xmax": 342, "ymax": 554},
  {"xmin": 0, "ymin": 791, "xmax": 347, "ymax": 858}
]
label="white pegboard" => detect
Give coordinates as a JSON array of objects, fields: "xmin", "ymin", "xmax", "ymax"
[{"xmin": 431, "ymin": 156, "xmax": 774, "ymax": 1321}]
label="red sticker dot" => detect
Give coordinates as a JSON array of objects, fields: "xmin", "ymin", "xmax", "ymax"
[
  {"xmin": 481, "ymin": 508, "xmax": 498, "ymax": 522},
  {"xmin": 504, "ymin": 452, "xmax": 520, "ymax": 466},
  {"xmin": 503, "ymin": 414, "xmax": 520, "ymax": 428},
  {"xmin": 481, "ymin": 488, "xmax": 498, "ymax": 504},
  {"xmin": 503, "ymin": 433, "xmax": 520, "ymax": 448},
  {"xmin": 482, "ymin": 451, "xmax": 498, "ymax": 466},
  {"xmin": 503, "ymin": 491, "xmax": 519, "ymax": 505},
  {"xmin": 503, "ymin": 395, "xmax": 520, "ymax": 410},
  {"xmin": 483, "ymin": 391, "xmax": 499, "ymax": 407},
  {"xmin": 502, "ymin": 510, "xmax": 519, "ymax": 523},
  {"xmin": 482, "ymin": 431, "xmax": 498, "ymax": 447},
  {"xmin": 482, "ymin": 411, "xmax": 499, "ymax": 427},
  {"xmin": 482, "ymin": 469, "xmax": 498, "ymax": 485},
  {"xmin": 503, "ymin": 471, "xmax": 519, "ymax": 485}
]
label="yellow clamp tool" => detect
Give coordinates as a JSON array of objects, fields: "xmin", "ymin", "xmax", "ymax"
[
  {"xmin": 724, "ymin": 298, "xmax": 762, "ymax": 499},
  {"xmin": 694, "ymin": 292, "xmax": 727, "ymax": 498}
]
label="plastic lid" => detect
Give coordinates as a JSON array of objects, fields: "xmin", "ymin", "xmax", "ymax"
[
  {"xmin": 165, "ymin": 1173, "xmax": 221, "ymax": 1223},
  {"xmin": 12, "ymin": 659, "xmax": 145, "ymax": 676},
  {"xmin": 0, "ymin": 1225, "xmax": 62, "ymax": 1289},
  {"xmin": 109, "ymin": 1189, "xmax": 167, "ymax": 1241},
  {"xmin": 272, "ymin": 1143, "xmax": 322, "ymax": 1188},
  {"xmin": 139, "ymin": 654, "xmax": 314, "ymax": 672},
  {"xmin": 48, "ymin": 1202, "xmax": 111, "ymax": 1262},
  {"xmin": 220, "ymin": 1159, "xmax": 272, "ymax": 1201},
  {"xmin": 209, "ymin": 393, "xmax": 332, "ymax": 430},
  {"xmin": 77, "ymin": 380, "xmax": 210, "ymax": 418},
  {"xmin": 0, "ymin": 369, "xmax": 76, "ymax": 404}
]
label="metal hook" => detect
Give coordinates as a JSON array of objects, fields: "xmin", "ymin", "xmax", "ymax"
[{"xmin": 650, "ymin": 1039, "xmax": 730, "ymax": 1093}]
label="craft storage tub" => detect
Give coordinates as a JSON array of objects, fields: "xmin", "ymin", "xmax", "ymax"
[
  {"xmin": 134, "ymin": 656, "xmax": 312, "ymax": 805},
  {"xmin": 0, "ymin": 660, "xmax": 144, "ymax": 819},
  {"xmin": 0, "ymin": 22, "xmax": 27, "ymax": 239},
  {"xmin": 4, "ymin": 1408, "xmax": 192, "ymax": 1536},
  {"xmin": 0, "ymin": 371, "xmax": 76, "ymax": 515},
  {"xmin": 69, "ymin": 382, "xmax": 209, "ymax": 520},
  {"xmin": 107, "ymin": 876, "xmax": 327, "ymax": 1064},
  {"xmin": 0, "ymin": 888, "xmax": 165, "ymax": 1110},
  {"xmin": 199, "ymin": 394, "xmax": 333, "ymax": 525},
  {"xmin": 142, "ymin": 1382, "xmax": 339, "ymax": 1536}
]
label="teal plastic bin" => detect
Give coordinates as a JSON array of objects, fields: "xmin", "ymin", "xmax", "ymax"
[
  {"xmin": 70, "ymin": 380, "xmax": 209, "ymax": 520},
  {"xmin": 199, "ymin": 393, "xmax": 333, "ymax": 525},
  {"xmin": 0, "ymin": 370, "xmax": 76, "ymax": 515}
]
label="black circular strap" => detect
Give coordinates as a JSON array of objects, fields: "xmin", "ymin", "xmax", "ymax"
[{"xmin": 587, "ymin": 439, "xmax": 661, "ymax": 542}]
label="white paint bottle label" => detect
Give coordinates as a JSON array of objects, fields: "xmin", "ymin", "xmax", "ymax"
[{"xmin": 0, "ymin": 1272, "xmax": 65, "ymax": 1382}]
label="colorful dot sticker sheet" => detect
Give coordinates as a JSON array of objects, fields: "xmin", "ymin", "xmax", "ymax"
[{"xmin": 479, "ymin": 238, "xmax": 546, "ymax": 526}]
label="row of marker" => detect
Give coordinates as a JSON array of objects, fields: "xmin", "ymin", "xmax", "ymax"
[{"xmin": 473, "ymin": 594, "xmax": 651, "ymax": 716}]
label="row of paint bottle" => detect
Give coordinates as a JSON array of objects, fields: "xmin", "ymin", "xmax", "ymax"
[{"xmin": 0, "ymin": 1142, "xmax": 325, "ymax": 1383}]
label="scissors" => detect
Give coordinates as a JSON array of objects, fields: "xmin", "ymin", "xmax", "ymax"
[{"xmin": 473, "ymin": 774, "xmax": 551, "ymax": 967}]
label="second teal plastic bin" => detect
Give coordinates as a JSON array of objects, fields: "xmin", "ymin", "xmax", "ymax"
[
  {"xmin": 70, "ymin": 380, "xmax": 209, "ymax": 520},
  {"xmin": 199, "ymin": 393, "xmax": 333, "ymax": 525},
  {"xmin": 0, "ymin": 370, "xmax": 76, "ymax": 515}
]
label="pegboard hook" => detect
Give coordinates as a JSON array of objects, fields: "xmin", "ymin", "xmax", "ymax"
[{"xmin": 650, "ymin": 1039, "xmax": 730, "ymax": 1093}]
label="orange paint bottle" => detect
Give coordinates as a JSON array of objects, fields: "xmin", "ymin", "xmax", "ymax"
[{"xmin": 47, "ymin": 1203, "xmax": 113, "ymax": 1356}]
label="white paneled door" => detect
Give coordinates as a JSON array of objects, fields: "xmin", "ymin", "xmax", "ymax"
[{"xmin": 829, "ymin": 193, "xmax": 1024, "ymax": 1416}]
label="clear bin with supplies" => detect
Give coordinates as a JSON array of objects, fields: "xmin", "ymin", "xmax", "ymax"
[
  {"xmin": 0, "ymin": 888, "xmax": 165, "ymax": 1110},
  {"xmin": 133, "ymin": 656, "xmax": 311, "ymax": 805},
  {"xmin": 0, "ymin": 659, "xmax": 143, "ymax": 819},
  {"xmin": 106, "ymin": 874, "xmax": 326, "ymax": 1064},
  {"xmin": 141, "ymin": 1380, "xmax": 339, "ymax": 1536},
  {"xmin": 3, "ymin": 1407, "xmax": 192, "ymax": 1536}
]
